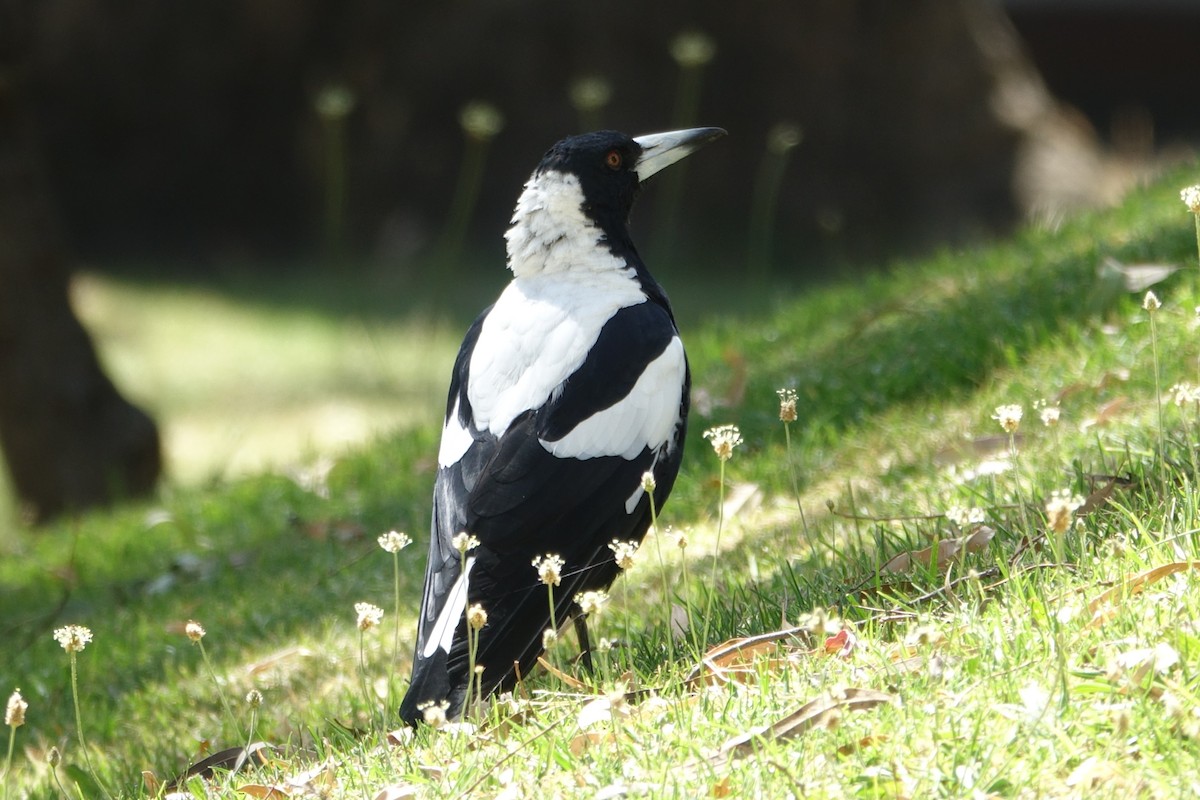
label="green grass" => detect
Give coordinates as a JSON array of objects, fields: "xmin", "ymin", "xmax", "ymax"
[{"xmin": 4, "ymin": 165, "xmax": 1200, "ymax": 798}]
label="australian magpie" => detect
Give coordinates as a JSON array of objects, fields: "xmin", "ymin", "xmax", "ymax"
[{"xmin": 399, "ymin": 126, "xmax": 726, "ymax": 726}]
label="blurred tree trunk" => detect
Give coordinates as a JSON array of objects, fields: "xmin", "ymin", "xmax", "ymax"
[{"xmin": 0, "ymin": 11, "xmax": 161, "ymax": 523}]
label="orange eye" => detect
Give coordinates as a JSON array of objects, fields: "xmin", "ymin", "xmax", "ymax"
[{"xmin": 606, "ymin": 150, "xmax": 622, "ymax": 169}]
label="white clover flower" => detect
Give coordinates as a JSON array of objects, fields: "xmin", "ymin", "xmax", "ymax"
[
  {"xmin": 532, "ymin": 554, "xmax": 564, "ymax": 587},
  {"xmin": 1143, "ymin": 290, "xmax": 1161, "ymax": 312},
  {"xmin": 5, "ymin": 689, "xmax": 27, "ymax": 728},
  {"xmin": 1039, "ymin": 405, "xmax": 1061, "ymax": 427},
  {"xmin": 946, "ymin": 506, "xmax": 985, "ymax": 527},
  {"xmin": 1171, "ymin": 382, "xmax": 1200, "ymax": 407},
  {"xmin": 640, "ymin": 471, "xmax": 657, "ymax": 493},
  {"xmin": 355, "ymin": 602, "xmax": 384, "ymax": 631},
  {"xmin": 419, "ymin": 699, "xmax": 450, "ymax": 729},
  {"xmin": 777, "ymin": 388, "xmax": 798, "ymax": 423},
  {"xmin": 467, "ymin": 604, "xmax": 488, "ymax": 631},
  {"xmin": 608, "ymin": 540, "xmax": 638, "ymax": 571},
  {"xmin": 1045, "ymin": 490, "xmax": 1084, "ymax": 535},
  {"xmin": 575, "ymin": 590, "xmax": 609, "ymax": 618},
  {"xmin": 185, "ymin": 621, "xmax": 206, "ymax": 643},
  {"xmin": 1181, "ymin": 185, "xmax": 1200, "ymax": 214},
  {"xmin": 53, "ymin": 625, "xmax": 93, "ymax": 653},
  {"xmin": 992, "ymin": 405, "xmax": 1023, "ymax": 434},
  {"xmin": 378, "ymin": 530, "xmax": 412, "ymax": 553},
  {"xmin": 542, "ymin": 628, "xmax": 558, "ymax": 650},
  {"xmin": 245, "ymin": 689, "xmax": 264, "ymax": 708},
  {"xmin": 452, "ymin": 532, "xmax": 480, "ymax": 555},
  {"xmin": 703, "ymin": 424, "xmax": 743, "ymax": 461}
]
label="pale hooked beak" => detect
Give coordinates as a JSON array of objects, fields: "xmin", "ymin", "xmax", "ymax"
[{"xmin": 633, "ymin": 127, "xmax": 727, "ymax": 181}]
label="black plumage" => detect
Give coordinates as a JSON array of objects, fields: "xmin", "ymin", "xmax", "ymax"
[{"xmin": 400, "ymin": 127, "xmax": 725, "ymax": 725}]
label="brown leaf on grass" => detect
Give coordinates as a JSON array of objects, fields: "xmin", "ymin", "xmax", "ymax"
[
  {"xmin": 245, "ymin": 646, "xmax": 315, "ymax": 677},
  {"xmin": 1081, "ymin": 397, "xmax": 1129, "ymax": 429},
  {"xmin": 1054, "ymin": 369, "xmax": 1130, "ymax": 404},
  {"xmin": 823, "ymin": 629, "xmax": 857, "ymax": 657},
  {"xmin": 386, "ymin": 727, "xmax": 414, "ymax": 747},
  {"xmin": 569, "ymin": 730, "xmax": 615, "ymax": 756},
  {"xmin": 373, "ymin": 785, "xmax": 420, "ymax": 800},
  {"xmin": 237, "ymin": 759, "xmax": 337, "ymax": 798},
  {"xmin": 837, "ymin": 734, "xmax": 890, "ymax": 756},
  {"xmin": 685, "ymin": 626, "xmax": 808, "ymax": 687},
  {"xmin": 716, "ymin": 688, "xmax": 895, "ymax": 760},
  {"xmin": 536, "ymin": 656, "xmax": 588, "ymax": 689},
  {"xmin": 880, "ymin": 526, "xmax": 995, "ymax": 574},
  {"xmin": 168, "ymin": 742, "xmax": 274, "ymax": 789},
  {"xmin": 1087, "ymin": 562, "xmax": 1200, "ymax": 628},
  {"xmin": 142, "ymin": 771, "xmax": 160, "ymax": 795},
  {"xmin": 238, "ymin": 784, "xmax": 290, "ymax": 798},
  {"xmin": 710, "ymin": 776, "xmax": 733, "ymax": 797},
  {"xmin": 1077, "ymin": 475, "xmax": 1123, "ymax": 515}
]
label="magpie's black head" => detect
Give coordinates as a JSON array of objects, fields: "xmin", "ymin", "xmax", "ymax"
[
  {"xmin": 505, "ymin": 126, "xmax": 725, "ymax": 276},
  {"xmin": 535, "ymin": 127, "xmax": 726, "ymax": 238}
]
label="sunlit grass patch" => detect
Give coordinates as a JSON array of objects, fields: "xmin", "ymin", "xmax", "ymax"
[{"xmin": 3, "ymin": 165, "xmax": 1200, "ymax": 797}]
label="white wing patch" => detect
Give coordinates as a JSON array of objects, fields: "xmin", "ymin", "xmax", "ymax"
[
  {"xmin": 468, "ymin": 271, "xmax": 645, "ymax": 440},
  {"xmin": 423, "ymin": 555, "xmax": 476, "ymax": 658},
  {"xmin": 540, "ymin": 336, "xmax": 685, "ymax": 460},
  {"xmin": 437, "ymin": 398, "xmax": 474, "ymax": 468}
]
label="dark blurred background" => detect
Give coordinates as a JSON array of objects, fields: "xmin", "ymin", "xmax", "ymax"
[
  {"xmin": 3, "ymin": 0, "xmax": 1200, "ymax": 522},
  {"xmin": 10, "ymin": 0, "xmax": 1200, "ymax": 277}
]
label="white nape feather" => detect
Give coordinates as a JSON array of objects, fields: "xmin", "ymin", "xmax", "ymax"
[
  {"xmin": 540, "ymin": 336, "xmax": 685, "ymax": 460},
  {"xmin": 423, "ymin": 555, "xmax": 476, "ymax": 658},
  {"xmin": 504, "ymin": 171, "xmax": 613, "ymax": 279}
]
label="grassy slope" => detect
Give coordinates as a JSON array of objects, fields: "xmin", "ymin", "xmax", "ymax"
[{"xmin": 4, "ymin": 166, "xmax": 1200, "ymax": 798}]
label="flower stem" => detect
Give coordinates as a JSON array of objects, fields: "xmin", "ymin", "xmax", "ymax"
[
  {"xmin": 391, "ymin": 552, "xmax": 402, "ymax": 700},
  {"xmin": 465, "ymin": 626, "xmax": 478, "ymax": 721},
  {"xmin": 1150, "ymin": 311, "xmax": 1168, "ymax": 501},
  {"xmin": 69, "ymin": 653, "xmax": 112, "ymax": 800},
  {"xmin": 701, "ymin": 460, "xmax": 727, "ymax": 649},
  {"xmin": 358, "ymin": 632, "xmax": 380, "ymax": 733},
  {"xmin": 198, "ymin": 641, "xmax": 240, "ymax": 739},
  {"xmin": 4, "ymin": 723, "xmax": 15, "ymax": 800},
  {"xmin": 648, "ymin": 495, "xmax": 675, "ymax": 665}
]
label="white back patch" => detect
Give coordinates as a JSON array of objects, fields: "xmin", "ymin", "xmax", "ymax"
[
  {"xmin": 467, "ymin": 272, "xmax": 646, "ymax": 440},
  {"xmin": 539, "ymin": 336, "xmax": 685, "ymax": 460}
]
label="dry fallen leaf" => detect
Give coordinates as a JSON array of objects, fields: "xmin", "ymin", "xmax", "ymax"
[
  {"xmin": 238, "ymin": 784, "xmax": 290, "ymax": 798},
  {"xmin": 536, "ymin": 656, "xmax": 588, "ymax": 690},
  {"xmin": 716, "ymin": 688, "xmax": 895, "ymax": 760},
  {"xmin": 880, "ymin": 526, "xmax": 995, "ymax": 574},
  {"xmin": 569, "ymin": 730, "xmax": 615, "ymax": 756},
  {"xmin": 823, "ymin": 629, "xmax": 856, "ymax": 657},
  {"xmin": 1087, "ymin": 562, "xmax": 1200, "ymax": 628},
  {"xmin": 686, "ymin": 627, "xmax": 808, "ymax": 687},
  {"xmin": 1081, "ymin": 397, "xmax": 1129, "ymax": 429},
  {"xmin": 373, "ymin": 785, "xmax": 419, "ymax": 800},
  {"xmin": 169, "ymin": 742, "xmax": 274, "ymax": 789}
]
